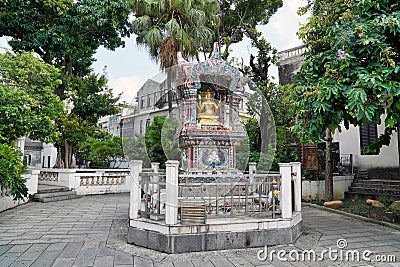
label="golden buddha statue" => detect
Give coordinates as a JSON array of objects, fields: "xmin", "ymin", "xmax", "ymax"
[{"xmin": 197, "ymin": 91, "xmax": 221, "ymax": 126}]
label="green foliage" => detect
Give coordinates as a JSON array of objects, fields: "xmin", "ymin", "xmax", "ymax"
[
  {"xmin": 69, "ymin": 74, "xmax": 121, "ymax": 124},
  {"xmin": 131, "ymin": 0, "xmax": 219, "ymax": 66},
  {"xmin": 218, "ymin": 0, "xmax": 283, "ymax": 58},
  {"xmin": 161, "ymin": 117, "xmax": 181, "ymax": 162},
  {"xmin": 122, "ymin": 134, "xmax": 151, "ymax": 167},
  {"xmin": 294, "ymin": 0, "xmax": 400, "ymax": 153},
  {"xmin": 1, "ymin": 1, "xmax": 129, "ymax": 168},
  {"xmin": 145, "ymin": 116, "xmax": 180, "ymax": 169},
  {"xmin": 0, "ymin": 143, "xmax": 28, "ymax": 200},
  {"xmin": 0, "ymin": 52, "xmax": 63, "ymax": 144},
  {"xmin": 87, "ymin": 134, "xmax": 124, "ymax": 168},
  {"xmin": 0, "ymin": 0, "xmax": 131, "ymax": 79}
]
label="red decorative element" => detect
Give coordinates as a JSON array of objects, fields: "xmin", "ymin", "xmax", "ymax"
[
  {"xmin": 203, "ymin": 188, "xmax": 207, "ymax": 192},
  {"xmin": 188, "ymin": 188, "xmax": 192, "ymax": 192}
]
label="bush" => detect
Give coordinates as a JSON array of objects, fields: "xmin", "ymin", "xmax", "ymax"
[{"xmin": 0, "ymin": 143, "xmax": 28, "ymax": 200}]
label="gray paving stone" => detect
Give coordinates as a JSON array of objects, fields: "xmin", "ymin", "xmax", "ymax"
[
  {"xmin": 59, "ymin": 241, "xmax": 84, "ymax": 258},
  {"xmin": 46, "ymin": 242, "xmax": 67, "ymax": 251},
  {"xmin": 114, "ymin": 251, "xmax": 133, "ymax": 265},
  {"xmin": 6, "ymin": 245, "xmax": 31, "ymax": 253},
  {"xmin": 18, "ymin": 243, "xmax": 49, "ymax": 261},
  {"xmin": 30, "ymin": 249, "xmax": 60, "ymax": 267},
  {"xmin": 93, "ymin": 255, "xmax": 114, "ymax": 267},
  {"xmin": 191, "ymin": 259, "xmax": 214, "ymax": 267},
  {"xmin": 0, "ymin": 245, "xmax": 13, "ymax": 256},
  {"xmin": 0, "ymin": 251, "xmax": 23, "ymax": 266},
  {"xmin": 228, "ymin": 257, "xmax": 254, "ymax": 267},
  {"xmin": 51, "ymin": 257, "xmax": 75, "ymax": 267},
  {"xmin": 8, "ymin": 260, "xmax": 32, "ymax": 267},
  {"xmin": 97, "ymin": 246, "xmax": 115, "ymax": 257},
  {"xmin": 209, "ymin": 258, "xmax": 235, "ymax": 267},
  {"xmin": 134, "ymin": 256, "xmax": 154, "ymax": 267},
  {"xmin": 73, "ymin": 247, "xmax": 97, "ymax": 266},
  {"xmin": 154, "ymin": 262, "xmax": 175, "ymax": 267},
  {"xmin": 172, "ymin": 260, "xmax": 194, "ymax": 267}
]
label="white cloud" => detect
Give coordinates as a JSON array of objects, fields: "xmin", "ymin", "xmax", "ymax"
[{"xmin": 110, "ymin": 75, "xmax": 141, "ymax": 104}]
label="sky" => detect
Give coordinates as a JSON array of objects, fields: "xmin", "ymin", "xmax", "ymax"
[{"xmin": 0, "ymin": 0, "xmax": 308, "ymax": 104}]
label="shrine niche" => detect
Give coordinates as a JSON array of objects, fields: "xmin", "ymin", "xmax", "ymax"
[{"xmin": 175, "ymin": 43, "xmax": 247, "ymax": 173}]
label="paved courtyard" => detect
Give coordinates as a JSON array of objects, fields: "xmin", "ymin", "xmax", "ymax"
[{"xmin": 0, "ymin": 193, "xmax": 399, "ymax": 267}]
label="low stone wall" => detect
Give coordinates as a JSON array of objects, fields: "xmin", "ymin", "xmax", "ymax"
[
  {"xmin": 0, "ymin": 170, "xmax": 39, "ymax": 213},
  {"xmin": 302, "ymin": 175, "xmax": 354, "ymax": 201},
  {"xmin": 38, "ymin": 168, "xmax": 131, "ymax": 195},
  {"xmin": 128, "ymin": 212, "xmax": 303, "ymax": 253}
]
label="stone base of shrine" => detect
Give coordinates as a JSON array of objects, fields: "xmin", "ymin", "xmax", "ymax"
[{"xmin": 127, "ymin": 212, "xmax": 303, "ymax": 253}]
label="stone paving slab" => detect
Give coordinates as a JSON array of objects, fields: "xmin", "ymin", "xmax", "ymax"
[{"xmin": 0, "ymin": 193, "xmax": 400, "ymax": 266}]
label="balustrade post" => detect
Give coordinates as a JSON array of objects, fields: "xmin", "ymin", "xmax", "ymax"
[
  {"xmin": 165, "ymin": 160, "xmax": 179, "ymax": 225},
  {"xmin": 279, "ymin": 163, "xmax": 292, "ymax": 219},
  {"xmin": 248, "ymin": 162, "xmax": 257, "ymax": 192},
  {"xmin": 151, "ymin": 162, "xmax": 160, "ymax": 173},
  {"xmin": 150, "ymin": 162, "xmax": 160, "ymax": 195},
  {"xmin": 291, "ymin": 162, "xmax": 302, "ymax": 212},
  {"xmin": 130, "ymin": 160, "xmax": 143, "ymax": 220}
]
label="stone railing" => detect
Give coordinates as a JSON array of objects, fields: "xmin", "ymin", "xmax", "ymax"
[
  {"xmin": 37, "ymin": 169, "xmax": 131, "ymax": 195},
  {"xmin": 38, "ymin": 170, "xmax": 59, "ymax": 182},
  {"xmin": 277, "ymin": 45, "xmax": 307, "ymax": 61},
  {"xmin": 130, "ymin": 161, "xmax": 302, "ymax": 225}
]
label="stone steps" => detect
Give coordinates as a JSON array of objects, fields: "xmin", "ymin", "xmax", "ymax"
[
  {"xmin": 32, "ymin": 184, "xmax": 80, "ymax": 203},
  {"xmin": 345, "ymin": 175, "xmax": 400, "ymax": 202},
  {"xmin": 348, "ymin": 187, "xmax": 400, "ymax": 195}
]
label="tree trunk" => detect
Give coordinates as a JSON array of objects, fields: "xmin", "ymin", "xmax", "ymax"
[
  {"xmin": 167, "ymin": 68, "xmax": 173, "ymax": 113},
  {"xmin": 325, "ymin": 128, "xmax": 334, "ymax": 201}
]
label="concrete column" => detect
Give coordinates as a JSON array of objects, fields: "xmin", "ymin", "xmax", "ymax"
[
  {"xmin": 248, "ymin": 162, "xmax": 257, "ymax": 174},
  {"xmin": 248, "ymin": 162, "xmax": 257, "ymax": 193},
  {"xmin": 150, "ymin": 162, "xmax": 160, "ymax": 194},
  {"xmin": 279, "ymin": 163, "xmax": 292, "ymax": 219},
  {"xmin": 130, "ymin": 160, "xmax": 143, "ymax": 220},
  {"xmin": 165, "ymin": 160, "xmax": 179, "ymax": 225},
  {"xmin": 291, "ymin": 162, "xmax": 302, "ymax": 212},
  {"xmin": 151, "ymin": 162, "xmax": 160, "ymax": 173}
]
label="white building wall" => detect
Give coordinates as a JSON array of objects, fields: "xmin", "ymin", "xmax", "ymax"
[
  {"xmin": 42, "ymin": 143, "xmax": 57, "ymax": 168},
  {"xmin": 334, "ymin": 114, "xmax": 399, "ymax": 169}
]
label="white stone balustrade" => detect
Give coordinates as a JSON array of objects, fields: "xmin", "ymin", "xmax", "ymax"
[{"xmin": 37, "ymin": 168, "xmax": 131, "ymax": 195}]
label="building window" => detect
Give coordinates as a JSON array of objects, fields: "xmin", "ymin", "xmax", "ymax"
[
  {"xmin": 147, "ymin": 95, "xmax": 151, "ymax": 107},
  {"xmin": 23, "ymin": 155, "xmax": 31, "ymax": 166},
  {"xmin": 139, "ymin": 120, "xmax": 143, "ymax": 135},
  {"xmin": 48, "ymin": 156, "xmax": 51, "ymax": 168},
  {"xmin": 145, "ymin": 119, "xmax": 151, "ymax": 132},
  {"xmin": 140, "ymin": 96, "xmax": 145, "ymax": 108},
  {"xmin": 360, "ymin": 123, "xmax": 378, "ymax": 155},
  {"xmin": 154, "ymin": 92, "xmax": 159, "ymax": 104}
]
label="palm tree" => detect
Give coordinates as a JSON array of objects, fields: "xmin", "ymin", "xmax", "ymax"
[
  {"xmin": 131, "ymin": 0, "xmax": 220, "ymax": 112},
  {"xmin": 131, "ymin": 0, "xmax": 220, "ymax": 68}
]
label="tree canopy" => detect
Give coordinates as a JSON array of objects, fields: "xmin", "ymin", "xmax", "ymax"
[
  {"xmin": 130, "ymin": 0, "xmax": 220, "ymax": 68},
  {"xmin": 294, "ymin": 0, "xmax": 400, "ymax": 154},
  {"xmin": 0, "ymin": 51, "xmax": 63, "ymax": 144},
  {"xmin": 0, "ymin": 0, "xmax": 130, "ymax": 168},
  {"xmin": 0, "ymin": 0, "xmax": 131, "ymax": 82},
  {"xmin": 218, "ymin": 0, "xmax": 282, "ymax": 59}
]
